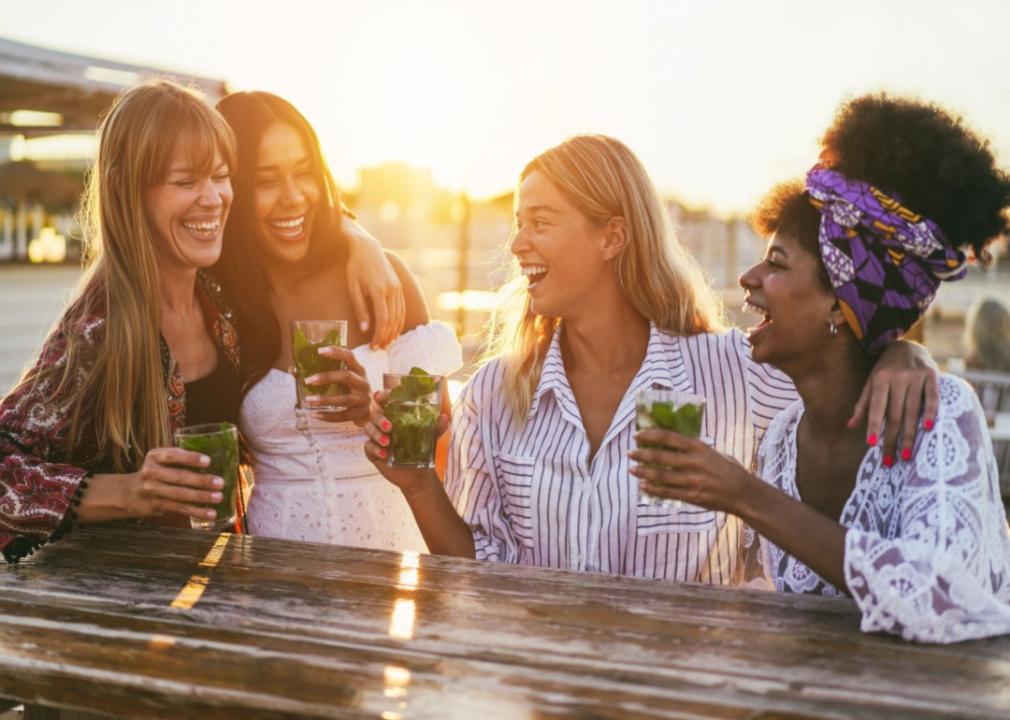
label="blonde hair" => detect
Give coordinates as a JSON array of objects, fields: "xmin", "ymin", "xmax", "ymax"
[
  {"xmin": 22, "ymin": 79, "xmax": 236, "ymax": 472},
  {"xmin": 483, "ymin": 134, "xmax": 726, "ymax": 420},
  {"xmin": 965, "ymin": 297, "xmax": 1010, "ymax": 373}
]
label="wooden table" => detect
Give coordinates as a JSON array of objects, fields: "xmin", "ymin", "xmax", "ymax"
[{"xmin": 2, "ymin": 525, "xmax": 1009, "ymax": 719}]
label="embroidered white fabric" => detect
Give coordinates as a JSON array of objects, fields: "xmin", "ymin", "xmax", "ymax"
[
  {"xmin": 756, "ymin": 373, "xmax": 1010, "ymax": 643},
  {"xmin": 240, "ymin": 322, "xmax": 462, "ymax": 553}
]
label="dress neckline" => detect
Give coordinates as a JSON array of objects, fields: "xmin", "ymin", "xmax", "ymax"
[{"xmin": 782, "ymin": 403, "xmax": 879, "ymax": 526}]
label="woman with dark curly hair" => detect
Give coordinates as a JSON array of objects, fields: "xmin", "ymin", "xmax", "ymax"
[{"xmin": 632, "ymin": 94, "xmax": 1010, "ymax": 642}]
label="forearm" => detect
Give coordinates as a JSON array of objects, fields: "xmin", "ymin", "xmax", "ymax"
[
  {"xmin": 75, "ymin": 473, "xmax": 134, "ymax": 524},
  {"xmin": 402, "ymin": 473, "xmax": 476, "ymax": 558},
  {"xmin": 737, "ymin": 480, "xmax": 849, "ymax": 593}
]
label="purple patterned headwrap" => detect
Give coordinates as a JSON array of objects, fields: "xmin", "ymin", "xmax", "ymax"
[{"xmin": 805, "ymin": 165, "xmax": 967, "ymax": 354}]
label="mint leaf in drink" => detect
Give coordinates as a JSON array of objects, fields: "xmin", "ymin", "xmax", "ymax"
[
  {"xmin": 293, "ymin": 328, "xmax": 345, "ymax": 397},
  {"xmin": 650, "ymin": 402, "xmax": 677, "ymax": 428},
  {"xmin": 387, "ymin": 367, "xmax": 437, "ymax": 404},
  {"xmin": 673, "ymin": 404, "xmax": 703, "ymax": 437},
  {"xmin": 293, "ymin": 327, "xmax": 310, "ymax": 362},
  {"xmin": 175, "ymin": 423, "xmax": 240, "ymax": 521},
  {"xmin": 385, "ymin": 369, "xmax": 441, "ymax": 467},
  {"xmin": 645, "ymin": 401, "xmax": 702, "ymax": 437}
]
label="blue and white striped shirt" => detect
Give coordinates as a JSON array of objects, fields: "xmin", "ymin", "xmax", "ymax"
[{"xmin": 445, "ymin": 324, "xmax": 797, "ymax": 583}]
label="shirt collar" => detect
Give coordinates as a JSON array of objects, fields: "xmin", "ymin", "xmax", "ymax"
[{"xmin": 527, "ymin": 322, "xmax": 688, "ymax": 421}]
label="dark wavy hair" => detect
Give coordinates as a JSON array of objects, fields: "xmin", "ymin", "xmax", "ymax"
[
  {"xmin": 751, "ymin": 93, "xmax": 1010, "ymax": 285},
  {"xmin": 211, "ymin": 91, "xmax": 349, "ymax": 394}
]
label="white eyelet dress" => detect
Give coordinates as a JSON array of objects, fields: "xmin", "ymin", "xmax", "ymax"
[{"xmin": 241, "ymin": 322, "xmax": 462, "ymax": 552}]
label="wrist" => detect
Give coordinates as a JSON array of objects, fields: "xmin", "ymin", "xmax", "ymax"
[
  {"xmin": 76, "ymin": 473, "xmax": 134, "ymax": 523},
  {"xmin": 400, "ymin": 471, "xmax": 443, "ymax": 504},
  {"xmin": 726, "ymin": 469, "xmax": 765, "ymax": 520},
  {"xmin": 732, "ymin": 475, "xmax": 783, "ymax": 532}
]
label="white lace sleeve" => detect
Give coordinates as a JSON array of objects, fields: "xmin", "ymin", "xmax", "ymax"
[
  {"xmin": 443, "ymin": 362, "xmax": 523, "ymax": 563},
  {"xmin": 844, "ymin": 375, "xmax": 1010, "ymax": 643},
  {"xmin": 387, "ymin": 321, "xmax": 463, "ymax": 377}
]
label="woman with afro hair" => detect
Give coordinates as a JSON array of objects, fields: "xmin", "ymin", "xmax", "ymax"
[{"xmin": 632, "ymin": 94, "xmax": 1010, "ymax": 643}]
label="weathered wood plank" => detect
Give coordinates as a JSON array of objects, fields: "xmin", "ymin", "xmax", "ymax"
[{"xmin": 1, "ymin": 524, "xmax": 1008, "ymax": 719}]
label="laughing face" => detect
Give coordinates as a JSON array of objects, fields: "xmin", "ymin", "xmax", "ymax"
[
  {"xmin": 511, "ymin": 170, "xmax": 614, "ymax": 318},
  {"xmin": 739, "ymin": 231, "xmax": 840, "ymax": 369},
  {"xmin": 253, "ymin": 122, "xmax": 321, "ymax": 265},
  {"xmin": 145, "ymin": 139, "xmax": 232, "ymax": 269}
]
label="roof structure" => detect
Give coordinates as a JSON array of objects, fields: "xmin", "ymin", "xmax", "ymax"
[{"xmin": 0, "ymin": 37, "xmax": 228, "ymax": 135}]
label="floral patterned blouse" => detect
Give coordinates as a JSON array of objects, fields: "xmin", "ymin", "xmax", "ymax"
[
  {"xmin": 0, "ymin": 271, "xmax": 240, "ymax": 562},
  {"xmin": 755, "ymin": 374, "xmax": 1010, "ymax": 643}
]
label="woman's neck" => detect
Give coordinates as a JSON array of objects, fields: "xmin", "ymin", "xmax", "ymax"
[
  {"xmin": 264, "ymin": 255, "xmax": 319, "ymax": 289},
  {"xmin": 786, "ymin": 341, "xmax": 874, "ymax": 436},
  {"xmin": 559, "ymin": 287, "xmax": 651, "ymax": 376},
  {"xmin": 158, "ymin": 262, "xmax": 199, "ymax": 316}
]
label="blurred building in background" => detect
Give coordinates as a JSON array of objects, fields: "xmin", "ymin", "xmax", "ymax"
[
  {"xmin": 0, "ymin": 37, "xmax": 227, "ymax": 264},
  {"xmin": 3, "ymin": 37, "xmax": 1010, "ymax": 395}
]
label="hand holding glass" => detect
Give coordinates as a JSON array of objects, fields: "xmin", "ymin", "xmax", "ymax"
[
  {"xmin": 291, "ymin": 320, "xmax": 348, "ymax": 413},
  {"xmin": 382, "ymin": 370, "xmax": 443, "ymax": 469},
  {"xmin": 635, "ymin": 390, "xmax": 706, "ymax": 508},
  {"xmin": 174, "ymin": 422, "xmax": 240, "ymax": 530}
]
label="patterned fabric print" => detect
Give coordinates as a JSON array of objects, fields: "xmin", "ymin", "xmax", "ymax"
[
  {"xmin": 755, "ymin": 375, "xmax": 1010, "ymax": 643},
  {"xmin": 0, "ymin": 270, "xmax": 243, "ymax": 561},
  {"xmin": 162, "ymin": 271, "xmax": 242, "ymax": 432},
  {"xmin": 805, "ymin": 166, "xmax": 967, "ymax": 354}
]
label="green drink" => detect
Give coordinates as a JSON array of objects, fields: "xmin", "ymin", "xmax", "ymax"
[
  {"xmin": 383, "ymin": 368, "xmax": 443, "ymax": 469},
  {"xmin": 292, "ymin": 320, "xmax": 348, "ymax": 413},
  {"xmin": 635, "ymin": 390, "xmax": 706, "ymax": 508},
  {"xmin": 174, "ymin": 422, "xmax": 240, "ymax": 531}
]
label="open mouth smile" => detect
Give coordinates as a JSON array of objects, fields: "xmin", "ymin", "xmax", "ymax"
[
  {"xmin": 743, "ymin": 299, "xmax": 772, "ymax": 340},
  {"xmin": 267, "ymin": 214, "xmax": 308, "ymax": 241},
  {"xmin": 521, "ymin": 263, "xmax": 549, "ymax": 289}
]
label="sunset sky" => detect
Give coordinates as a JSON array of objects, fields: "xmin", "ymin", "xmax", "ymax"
[{"xmin": 4, "ymin": 0, "xmax": 1009, "ymax": 213}]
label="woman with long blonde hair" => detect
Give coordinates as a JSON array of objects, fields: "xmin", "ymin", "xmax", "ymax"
[
  {"xmin": 362, "ymin": 134, "xmax": 936, "ymax": 581},
  {"xmin": 0, "ymin": 80, "xmax": 405, "ymax": 562}
]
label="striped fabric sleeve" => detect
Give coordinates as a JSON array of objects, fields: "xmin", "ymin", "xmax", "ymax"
[
  {"xmin": 444, "ymin": 362, "xmax": 522, "ymax": 564},
  {"xmin": 730, "ymin": 330, "xmax": 798, "ymax": 444}
]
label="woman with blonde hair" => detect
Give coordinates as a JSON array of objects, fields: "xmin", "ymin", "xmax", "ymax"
[
  {"xmin": 0, "ymin": 80, "xmax": 404, "ymax": 562},
  {"xmin": 362, "ymin": 134, "xmax": 936, "ymax": 581},
  {"xmin": 964, "ymin": 297, "xmax": 1010, "ymax": 373}
]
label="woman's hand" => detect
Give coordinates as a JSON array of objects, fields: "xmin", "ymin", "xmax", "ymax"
[
  {"xmin": 848, "ymin": 340, "xmax": 939, "ymax": 463},
  {"xmin": 343, "ymin": 218, "xmax": 405, "ymax": 349},
  {"xmin": 79, "ymin": 448, "xmax": 224, "ymax": 524},
  {"xmin": 304, "ymin": 346, "xmax": 372, "ymax": 425},
  {"xmin": 628, "ymin": 430, "xmax": 758, "ymax": 514},
  {"xmin": 362, "ymin": 389, "xmax": 448, "ymax": 497}
]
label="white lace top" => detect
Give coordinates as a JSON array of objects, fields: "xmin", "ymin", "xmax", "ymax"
[
  {"xmin": 756, "ymin": 373, "xmax": 1010, "ymax": 643},
  {"xmin": 241, "ymin": 322, "xmax": 462, "ymax": 552}
]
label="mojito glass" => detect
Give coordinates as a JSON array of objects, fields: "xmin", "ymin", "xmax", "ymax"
[
  {"xmin": 174, "ymin": 422, "xmax": 240, "ymax": 531},
  {"xmin": 383, "ymin": 368, "xmax": 443, "ymax": 469},
  {"xmin": 291, "ymin": 320, "xmax": 348, "ymax": 413},
  {"xmin": 635, "ymin": 390, "xmax": 706, "ymax": 508}
]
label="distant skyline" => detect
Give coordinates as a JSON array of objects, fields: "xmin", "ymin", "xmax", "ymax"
[{"xmin": 4, "ymin": 0, "xmax": 1010, "ymax": 213}]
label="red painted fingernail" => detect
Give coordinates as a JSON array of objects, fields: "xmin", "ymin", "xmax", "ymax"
[
  {"xmin": 380, "ymin": 435, "xmax": 389, "ymax": 446},
  {"xmin": 867, "ymin": 434, "xmax": 878, "ymax": 447},
  {"xmin": 381, "ymin": 420, "xmax": 392, "ymax": 431},
  {"xmin": 380, "ymin": 449, "xmax": 388, "ymax": 459},
  {"xmin": 901, "ymin": 447, "xmax": 912, "ymax": 462},
  {"xmin": 923, "ymin": 419, "xmax": 934, "ymax": 431},
  {"xmin": 883, "ymin": 454, "xmax": 895, "ymax": 468}
]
